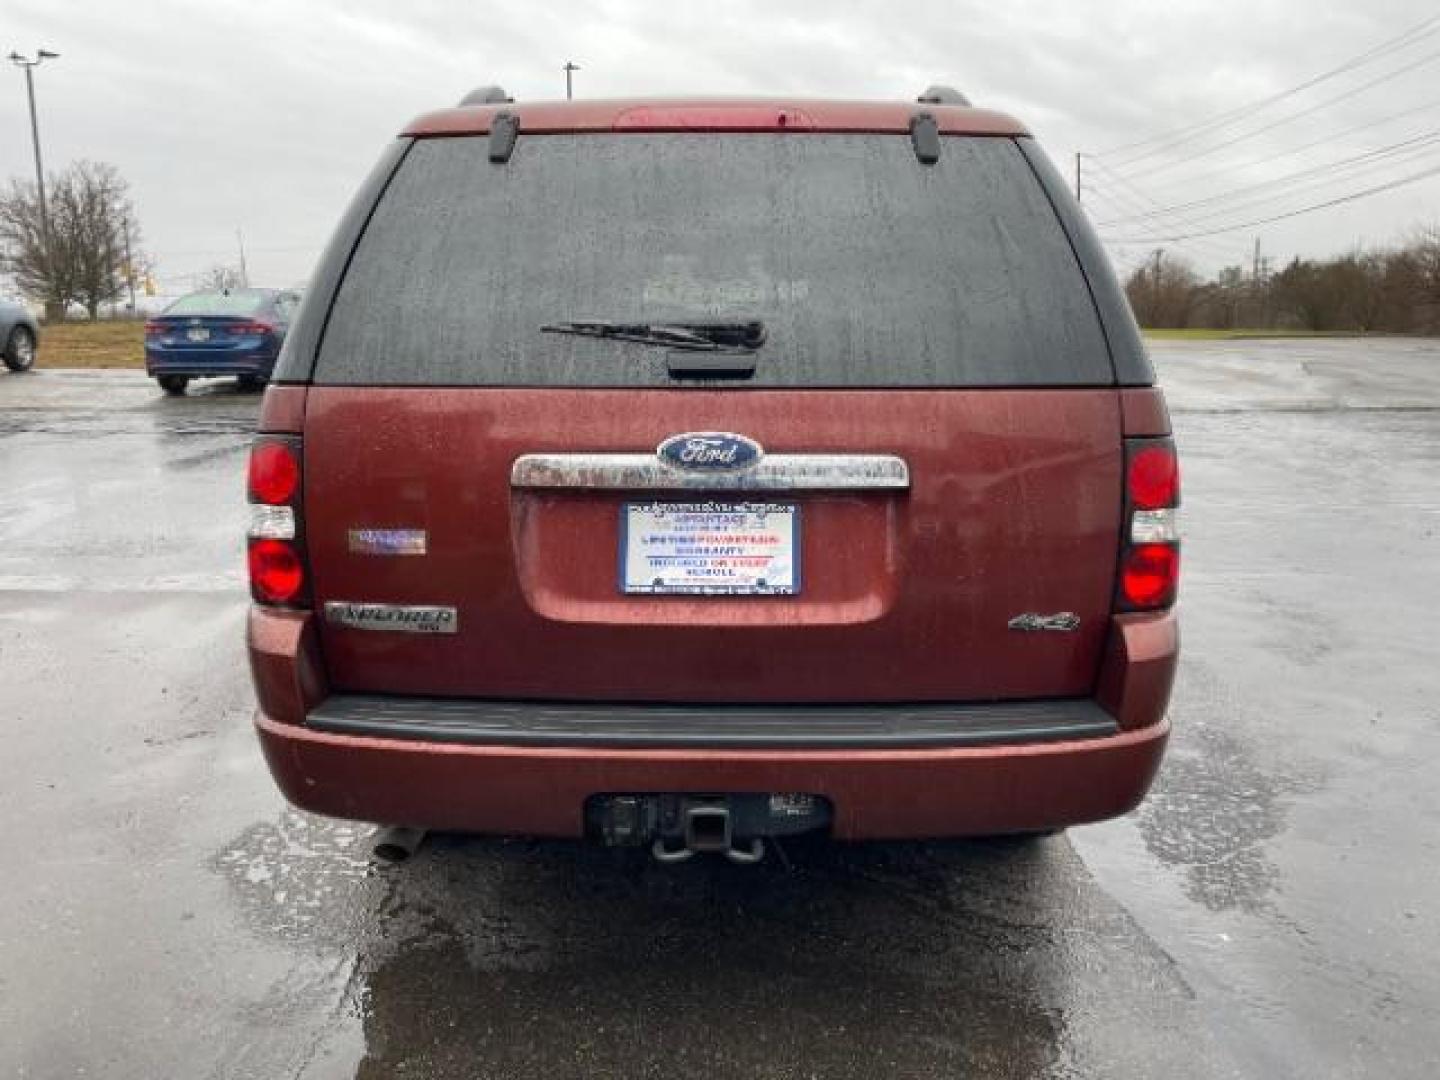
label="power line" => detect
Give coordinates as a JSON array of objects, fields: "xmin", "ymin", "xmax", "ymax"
[
  {"xmin": 1137, "ymin": 95, "xmax": 1440, "ymax": 195},
  {"xmin": 1083, "ymin": 157, "xmax": 1250, "ymax": 258},
  {"xmin": 1116, "ymin": 46, "xmax": 1440, "ymax": 181},
  {"xmin": 1123, "ymin": 139, "xmax": 1440, "ymax": 228},
  {"xmin": 1097, "ymin": 13, "xmax": 1440, "ymax": 163},
  {"xmin": 1098, "ymin": 160, "xmax": 1440, "ymax": 242},
  {"xmin": 1085, "ymin": 187, "xmax": 1240, "ymax": 261},
  {"xmin": 1094, "ymin": 127, "xmax": 1440, "ymax": 226}
]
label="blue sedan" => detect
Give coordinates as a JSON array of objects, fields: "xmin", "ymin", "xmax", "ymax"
[{"xmin": 145, "ymin": 288, "xmax": 300, "ymax": 395}]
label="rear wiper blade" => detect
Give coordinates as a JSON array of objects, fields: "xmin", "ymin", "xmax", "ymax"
[{"xmin": 540, "ymin": 319, "xmax": 765, "ymax": 352}]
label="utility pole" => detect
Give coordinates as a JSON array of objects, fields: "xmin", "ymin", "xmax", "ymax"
[
  {"xmin": 236, "ymin": 228, "xmax": 250, "ymax": 288},
  {"xmin": 122, "ymin": 215, "xmax": 137, "ymax": 312},
  {"xmin": 1151, "ymin": 248, "xmax": 1164, "ymax": 326},
  {"xmin": 1074, "ymin": 152, "xmax": 1082, "ymax": 203},
  {"xmin": 563, "ymin": 61, "xmax": 579, "ymax": 100},
  {"xmin": 9, "ymin": 49, "xmax": 60, "ymax": 299},
  {"xmin": 1252, "ymin": 236, "xmax": 1261, "ymax": 283}
]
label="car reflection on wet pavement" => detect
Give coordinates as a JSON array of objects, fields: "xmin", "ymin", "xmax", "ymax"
[{"xmin": 4, "ymin": 342, "xmax": 1440, "ymax": 1078}]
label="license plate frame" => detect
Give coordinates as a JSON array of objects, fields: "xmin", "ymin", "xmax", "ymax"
[
  {"xmin": 619, "ymin": 500, "xmax": 801, "ymax": 596},
  {"xmin": 185, "ymin": 327, "xmax": 210, "ymax": 342}
]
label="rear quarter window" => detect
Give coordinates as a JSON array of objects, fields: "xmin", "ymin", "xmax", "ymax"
[
  {"xmin": 314, "ymin": 133, "xmax": 1114, "ymax": 388},
  {"xmin": 166, "ymin": 290, "xmax": 270, "ymax": 316}
]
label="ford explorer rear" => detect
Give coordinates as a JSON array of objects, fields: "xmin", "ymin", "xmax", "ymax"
[{"xmin": 246, "ymin": 87, "xmax": 1180, "ymax": 861}]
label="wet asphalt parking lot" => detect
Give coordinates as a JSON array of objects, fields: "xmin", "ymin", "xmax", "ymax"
[{"xmin": 2, "ymin": 338, "xmax": 1439, "ymax": 1078}]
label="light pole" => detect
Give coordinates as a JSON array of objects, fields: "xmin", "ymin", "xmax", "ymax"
[
  {"xmin": 563, "ymin": 61, "xmax": 579, "ymax": 100},
  {"xmin": 8, "ymin": 49, "xmax": 60, "ymax": 244}
]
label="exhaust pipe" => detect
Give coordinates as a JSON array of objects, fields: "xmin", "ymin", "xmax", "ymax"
[{"xmin": 371, "ymin": 825, "xmax": 426, "ymax": 863}]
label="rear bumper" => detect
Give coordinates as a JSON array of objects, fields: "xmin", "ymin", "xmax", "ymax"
[
  {"xmin": 256, "ymin": 709, "xmax": 1168, "ymax": 839},
  {"xmin": 145, "ymin": 346, "xmax": 276, "ymax": 378},
  {"xmin": 249, "ymin": 603, "xmax": 1176, "ymax": 839}
]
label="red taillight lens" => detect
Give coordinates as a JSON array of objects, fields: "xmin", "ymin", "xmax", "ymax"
[
  {"xmin": 247, "ymin": 436, "xmax": 307, "ymax": 607},
  {"xmin": 248, "ymin": 441, "xmax": 300, "ymax": 505},
  {"xmin": 1128, "ymin": 445, "xmax": 1179, "ymax": 510},
  {"xmin": 144, "ymin": 320, "xmax": 165, "ymax": 336},
  {"xmin": 1121, "ymin": 543, "xmax": 1179, "ymax": 608},
  {"xmin": 248, "ymin": 539, "xmax": 305, "ymax": 603},
  {"xmin": 1117, "ymin": 435, "xmax": 1180, "ymax": 611},
  {"xmin": 229, "ymin": 321, "xmax": 275, "ymax": 336}
]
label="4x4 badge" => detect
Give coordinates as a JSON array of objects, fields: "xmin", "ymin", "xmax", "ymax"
[
  {"xmin": 1008, "ymin": 612, "xmax": 1081, "ymax": 632},
  {"xmin": 657, "ymin": 432, "xmax": 763, "ymax": 471}
]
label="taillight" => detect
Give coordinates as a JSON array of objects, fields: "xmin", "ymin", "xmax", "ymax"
[
  {"xmin": 1117, "ymin": 437, "xmax": 1180, "ymax": 610},
  {"xmin": 248, "ymin": 442, "xmax": 299, "ymax": 504},
  {"xmin": 246, "ymin": 435, "xmax": 309, "ymax": 607},
  {"xmin": 1121, "ymin": 543, "xmax": 1179, "ymax": 607},
  {"xmin": 144, "ymin": 320, "xmax": 165, "ymax": 336},
  {"xmin": 229, "ymin": 321, "xmax": 275, "ymax": 336},
  {"xmin": 248, "ymin": 538, "xmax": 305, "ymax": 603},
  {"xmin": 1128, "ymin": 446, "xmax": 1179, "ymax": 510}
]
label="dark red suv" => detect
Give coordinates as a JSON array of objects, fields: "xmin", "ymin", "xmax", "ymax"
[{"xmin": 246, "ymin": 88, "xmax": 1179, "ymax": 861}]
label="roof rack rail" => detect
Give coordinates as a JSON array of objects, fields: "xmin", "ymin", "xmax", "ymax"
[
  {"xmin": 458, "ymin": 85, "xmax": 514, "ymax": 107},
  {"xmin": 916, "ymin": 85, "xmax": 971, "ymax": 106}
]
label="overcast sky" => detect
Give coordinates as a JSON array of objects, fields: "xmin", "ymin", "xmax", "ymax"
[{"xmin": 4, "ymin": 0, "xmax": 1439, "ymax": 297}]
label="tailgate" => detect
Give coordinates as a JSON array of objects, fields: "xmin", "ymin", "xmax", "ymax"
[{"xmin": 304, "ymin": 386, "xmax": 1121, "ymax": 703}]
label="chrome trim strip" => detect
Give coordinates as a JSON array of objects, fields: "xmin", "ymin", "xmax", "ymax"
[{"xmin": 511, "ymin": 453, "xmax": 909, "ymax": 491}]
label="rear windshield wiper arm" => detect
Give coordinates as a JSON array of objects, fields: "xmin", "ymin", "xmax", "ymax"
[{"xmin": 541, "ymin": 319, "xmax": 765, "ymax": 352}]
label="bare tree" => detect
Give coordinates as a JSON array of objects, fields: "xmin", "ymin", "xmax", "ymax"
[
  {"xmin": 0, "ymin": 160, "xmax": 142, "ymax": 320},
  {"xmin": 1123, "ymin": 253, "xmax": 1199, "ymax": 329},
  {"xmin": 1408, "ymin": 225, "xmax": 1440, "ymax": 333},
  {"xmin": 0, "ymin": 179, "xmax": 73, "ymax": 317},
  {"xmin": 1334, "ymin": 252, "xmax": 1398, "ymax": 332},
  {"xmin": 195, "ymin": 265, "xmax": 247, "ymax": 292}
]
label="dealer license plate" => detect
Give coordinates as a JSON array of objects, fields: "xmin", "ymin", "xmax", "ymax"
[{"xmin": 620, "ymin": 501, "xmax": 800, "ymax": 596}]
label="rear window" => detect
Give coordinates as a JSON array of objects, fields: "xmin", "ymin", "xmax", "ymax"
[
  {"xmin": 166, "ymin": 291, "xmax": 270, "ymax": 316},
  {"xmin": 316, "ymin": 134, "xmax": 1113, "ymax": 387}
]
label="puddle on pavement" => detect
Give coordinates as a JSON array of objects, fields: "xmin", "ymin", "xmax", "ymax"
[
  {"xmin": 214, "ymin": 809, "xmax": 392, "ymax": 951},
  {"xmin": 1137, "ymin": 661, "xmax": 1303, "ymax": 913},
  {"xmin": 213, "ymin": 814, "xmax": 1218, "ymax": 1079}
]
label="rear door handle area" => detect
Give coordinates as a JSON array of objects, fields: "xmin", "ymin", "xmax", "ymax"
[{"xmin": 510, "ymin": 453, "xmax": 910, "ymax": 491}]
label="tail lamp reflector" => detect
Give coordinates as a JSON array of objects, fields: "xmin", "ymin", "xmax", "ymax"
[
  {"xmin": 248, "ymin": 538, "xmax": 305, "ymax": 603},
  {"xmin": 1131, "ymin": 507, "xmax": 1181, "ymax": 544},
  {"xmin": 249, "ymin": 504, "xmax": 295, "ymax": 539}
]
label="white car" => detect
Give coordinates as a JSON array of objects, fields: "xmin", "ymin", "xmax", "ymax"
[{"xmin": 0, "ymin": 298, "xmax": 40, "ymax": 372}]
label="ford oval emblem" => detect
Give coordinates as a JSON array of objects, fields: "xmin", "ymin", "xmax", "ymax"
[{"xmin": 657, "ymin": 432, "xmax": 763, "ymax": 471}]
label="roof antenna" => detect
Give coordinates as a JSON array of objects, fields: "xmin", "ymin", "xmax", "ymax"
[
  {"xmin": 458, "ymin": 85, "xmax": 513, "ymax": 106},
  {"xmin": 917, "ymin": 85, "xmax": 971, "ymax": 106}
]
